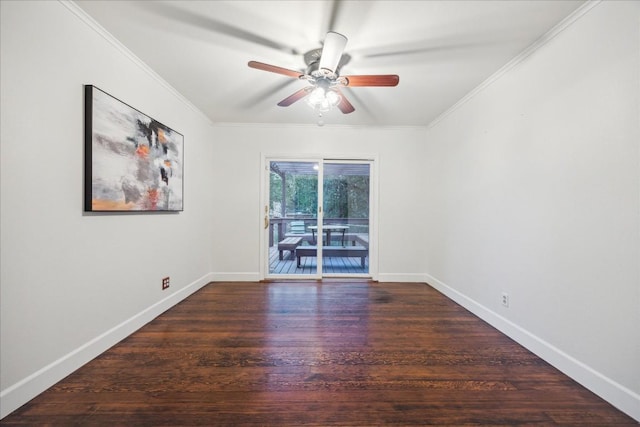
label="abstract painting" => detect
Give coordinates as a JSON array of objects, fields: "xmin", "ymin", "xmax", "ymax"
[{"xmin": 84, "ymin": 85, "xmax": 183, "ymax": 212}]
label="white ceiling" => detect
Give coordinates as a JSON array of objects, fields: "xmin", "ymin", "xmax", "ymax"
[{"xmin": 75, "ymin": 0, "xmax": 585, "ymax": 127}]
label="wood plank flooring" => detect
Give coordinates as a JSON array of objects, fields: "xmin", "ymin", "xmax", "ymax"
[{"xmin": 2, "ymin": 281, "xmax": 637, "ymax": 426}]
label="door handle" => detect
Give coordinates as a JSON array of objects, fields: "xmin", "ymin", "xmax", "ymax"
[{"xmin": 264, "ymin": 215, "xmax": 269, "ymax": 229}]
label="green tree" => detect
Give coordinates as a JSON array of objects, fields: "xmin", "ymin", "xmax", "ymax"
[
  {"xmin": 324, "ymin": 175, "xmax": 369, "ymax": 218},
  {"xmin": 270, "ymin": 169, "xmax": 369, "ymax": 220}
]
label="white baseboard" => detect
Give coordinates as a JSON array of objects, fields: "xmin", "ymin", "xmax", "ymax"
[
  {"xmin": 209, "ymin": 272, "xmax": 261, "ymax": 282},
  {"xmin": 0, "ymin": 272, "xmax": 213, "ymax": 419},
  {"xmin": 376, "ymin": 273, "xmax": 429, "ymax": 283},
  {"xmin": 424, "ymin": 273, "xmax": 640, "ymax": 422}
]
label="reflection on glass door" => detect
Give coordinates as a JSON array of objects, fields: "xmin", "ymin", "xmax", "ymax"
[
  {"xmin": 322, "ymin": 162, "xmax": 370, "ymax": 275},
  {"xmin": 267, "ymin": 160, "xmax": 319, "ymax": 276}
]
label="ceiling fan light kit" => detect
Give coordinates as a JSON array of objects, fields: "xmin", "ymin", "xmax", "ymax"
[
  {"xmin": 307, "ymin": 87, "xmax": 341, "ymax": 113},
  {"xmin": 248, "ymin": 31, "xmax": 399, "ymax": 125}
]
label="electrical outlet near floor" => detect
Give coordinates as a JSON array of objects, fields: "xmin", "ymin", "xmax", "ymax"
[
  {"xmin": 162, "ymin": 277, "xmax": 170, "ymax": 290},
  {"xmin": 501, "ymin": 292, "xmax": 509, "ymax": 308}
]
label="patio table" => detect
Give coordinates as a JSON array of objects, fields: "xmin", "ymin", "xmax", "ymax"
[{"xmin": 308, "ymin": 225, "xmax": 349, "ymax": 246}]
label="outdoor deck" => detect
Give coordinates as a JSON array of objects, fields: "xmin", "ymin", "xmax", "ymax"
[{"xmin": 269, "ymin": 246, "xmax": 369, "ymax": 275}]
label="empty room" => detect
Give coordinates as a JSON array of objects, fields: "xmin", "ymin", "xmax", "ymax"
[{"xmin": 1, "ymin": 0, "xmax": 638, "ymax": 425}]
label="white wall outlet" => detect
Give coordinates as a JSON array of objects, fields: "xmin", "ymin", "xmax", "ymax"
[{"xmin": 501, "ymin": 292, "xmax": 509, "ymax": 308}]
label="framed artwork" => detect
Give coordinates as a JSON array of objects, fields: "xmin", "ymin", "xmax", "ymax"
[{"xmin": 84, "ymin": 85, "xmax": 184, "ymax": 212}]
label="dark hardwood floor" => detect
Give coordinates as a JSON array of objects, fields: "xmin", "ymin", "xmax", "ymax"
[{"xmin": 2, "ymin": 281, "xmax": 637, "ymax": 426}]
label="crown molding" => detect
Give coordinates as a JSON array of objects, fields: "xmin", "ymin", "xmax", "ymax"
[
  {"xmin": 213, "ymin": 121, "xmax": 427, "ymax": 131},
  {"xmin": 426, "ymin": 0, "xmax": 602, "ymax": 130},
  {"xmin": 60, "ymin": 1, "xmax": 213, "ymax": 126}
]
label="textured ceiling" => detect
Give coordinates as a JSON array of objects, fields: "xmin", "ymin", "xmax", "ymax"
[{"xmin": 75, "ymin": 0, "xmax": 585, "ymax": 127}]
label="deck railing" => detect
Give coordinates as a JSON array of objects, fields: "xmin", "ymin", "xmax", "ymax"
[{"xmin": 268, "ymin": 217, "xmax": 369, "ymax": 247}]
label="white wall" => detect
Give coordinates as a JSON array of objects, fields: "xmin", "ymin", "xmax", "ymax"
[
  {"xmin": 423, "ymin": 1, "xmax": 639, "ymax": 420},
  {"xmin": 0, "ymin": 1, "xmax": 215, "ymax": 417},
  {"xmin": 209, "ymin": 124, "xmax": 427, "ymax": 282}
]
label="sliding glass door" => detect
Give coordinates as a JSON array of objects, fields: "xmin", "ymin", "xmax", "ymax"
[
  {"xmin": 321, "ymin": 162, "xmax": 370, "ymax": 275},
  {"xmin": 266, "ymin": 160, "xmax": 319, "ymax": 277},
  {"xmin": 264, "ymin": 158, "xmax": 373, "ymax": 279}
]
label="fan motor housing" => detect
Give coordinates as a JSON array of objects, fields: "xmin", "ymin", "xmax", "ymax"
[{"xmin": 303, "ymin": 48, "xmax": 351, "ymax": 75}]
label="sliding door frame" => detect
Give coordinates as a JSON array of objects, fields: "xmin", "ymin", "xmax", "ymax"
[{"xmin": 260, "ymin": 153, "xmax": 378, "ymax": 281}]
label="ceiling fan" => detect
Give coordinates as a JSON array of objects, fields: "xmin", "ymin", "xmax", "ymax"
[{"xmin": 248, "ymin": 31, "xmax": 399, "ymax": 117}]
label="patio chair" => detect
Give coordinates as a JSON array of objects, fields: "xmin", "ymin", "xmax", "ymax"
[{"xmin": 289, "ymin": 220, "xmax": 306, "ymax": 234}]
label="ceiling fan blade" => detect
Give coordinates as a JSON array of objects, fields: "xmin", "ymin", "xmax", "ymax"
[
  {"xmin": 248, "ymin": 61, "xmax": 304, "ymax": 78},
  {"xmin": 319, "ymin": 31, "xmax": 348, "ymax": 73},
  {"xmin": 240, "ymin": 79, "xmax": 298, "ymax": 108},
  {"xmin": 141, "ymin": 2, "xmax": 298, "ymax": 55},
  {"xmin": 323, "ymin": 0, "xmax": 343, "ymax": 35},
  {"xmin": 336, "ymin": 90, "xmax": 355, "ymax": 114},
  {"xmin": 342, "ymin": 75, "xmax": 400, "ymax": 87},
  {"xmin": 341, "ymin": 88, "xmax": 376, "ymax": 118},
  {"xmin": 355, "ymin": 39, "xmax": 491, "ymax": 63},
  {"xmin": 277, "ymin": 87, "xmax": 313, "ymax": 107}
]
